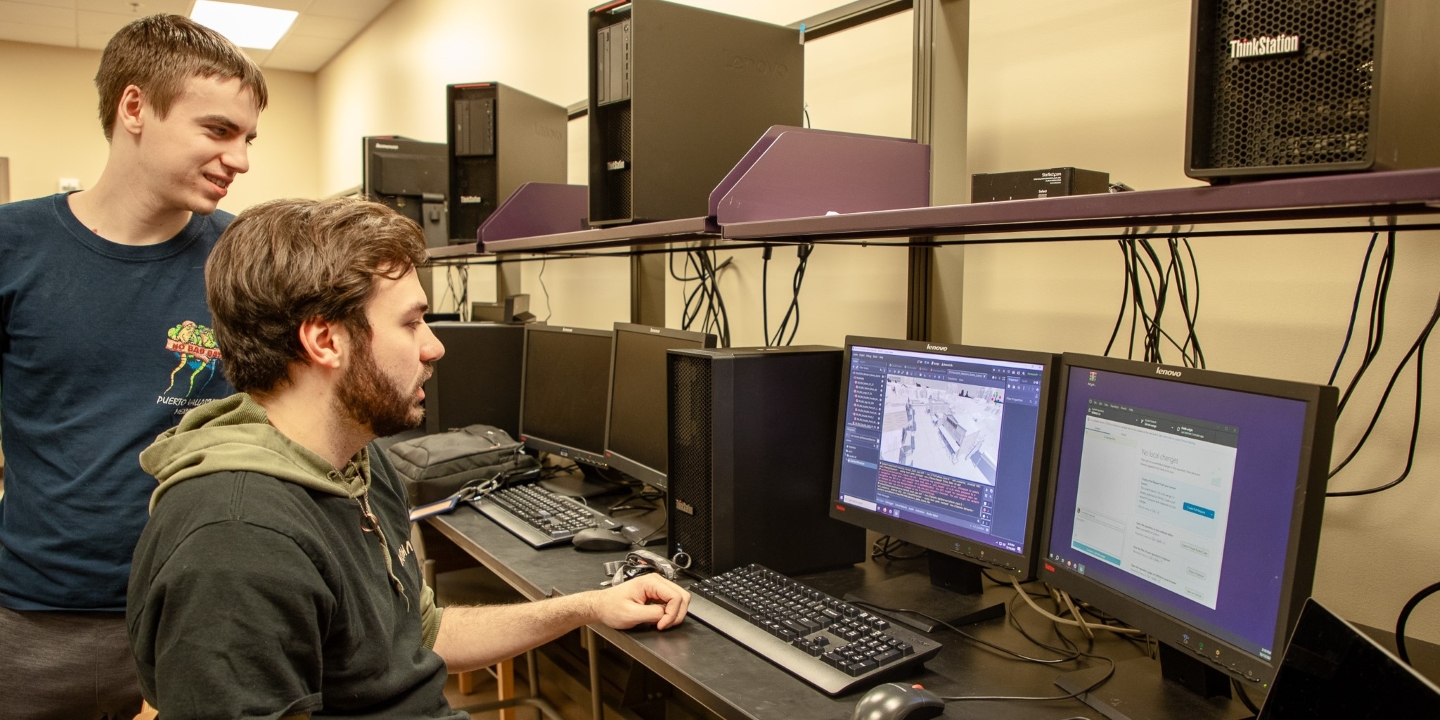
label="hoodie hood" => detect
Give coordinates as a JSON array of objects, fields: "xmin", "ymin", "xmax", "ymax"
[{"xmin": 140, "ymin": 393, "xmax": 371, "ymax": 513}]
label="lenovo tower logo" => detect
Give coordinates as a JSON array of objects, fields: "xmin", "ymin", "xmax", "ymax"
[
  {"xmin": 1156, "ymin": 367, "xmax": 1183, "ymax": 378},
  {"xmin": 1229, "ymin": 34, "xmax": 1300, "ymax": 60},
  {"xmin": 727, "ymin": 55, "xmax": 789, "ymax": 78}
]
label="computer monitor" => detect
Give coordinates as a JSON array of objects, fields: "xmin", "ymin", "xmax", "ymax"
[
  {"xmin": 518, "ymin": 325, "xmax": 615, "ymax": 468},
  {"xmin": 602, "ymin": 323, "xmax": 717, "ymax": 490},
  {"xmin": 829, "ymin": 337, "xmax": 1058, "ymax": 630},
  {"xmin": 361, "ymin": 136, "xmax": 448, "ymax": 248},
  {"xmin": 1041, "ymin": 353, "xmax": 1336, "ymax": 720}
]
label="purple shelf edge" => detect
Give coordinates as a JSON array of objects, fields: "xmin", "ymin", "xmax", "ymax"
[
  {"xmin": 478, "ymin": 183, "xmax": 589, "ymax": 249},
  {"xmin": 721, "ymin": 167, "xmax": 1440, "ymax": 241},
  {"xmin": 483, "ymin": 216, "xmax": 717, "ymax": 253}
]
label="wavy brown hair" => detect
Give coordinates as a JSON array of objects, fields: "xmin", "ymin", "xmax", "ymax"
[
  {"xmin": 95, "ymin": 14, "xmax": 268, "ymax": 141},
  {"xmin": 207, "ymin": 198, "xmax": 428, "ymax": 394}
]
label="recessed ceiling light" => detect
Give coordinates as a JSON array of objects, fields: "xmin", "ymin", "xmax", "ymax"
[{"xmin": 190, "ymin": 1, "xmax": 299, "ymax": 51}]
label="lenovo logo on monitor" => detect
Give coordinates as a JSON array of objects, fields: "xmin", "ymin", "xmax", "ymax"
[{"xmin": 1156, "ymin": 367, "xmax": 1183, "ymax": 378}]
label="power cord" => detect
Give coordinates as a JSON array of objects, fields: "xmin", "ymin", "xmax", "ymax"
[
  {"xmin": 766, "ymin": 243, "xmax": 814, "ymax": 346},
  {"xmin": 870, "ymin": 535, "xmax": 927, "ymax": 561},
  {"xmin": 1396, "ymin": 580, "xmax": 1440, "ymax": 665}
]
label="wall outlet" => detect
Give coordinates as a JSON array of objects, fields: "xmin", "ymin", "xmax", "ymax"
[{"xmin": 58, "ymin": 178, "xmax": 81, "ymax": 192}]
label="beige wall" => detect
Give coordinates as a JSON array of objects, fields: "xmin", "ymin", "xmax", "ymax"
[
  {"xmin": 963, "ymin": 0, "xmax": 1440, "ymax": 645},
  {"xmin": 318, "ymin": 0, "xmax": 1440, "ymax": 644},
  {"xmin": 0, "ymin": 39, "xmax": 318, "ymax": 212}
]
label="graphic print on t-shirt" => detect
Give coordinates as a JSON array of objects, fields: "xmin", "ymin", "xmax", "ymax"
[{"xmin": 159, "ymin": 320, "xmax": 223, "ymax": 416}]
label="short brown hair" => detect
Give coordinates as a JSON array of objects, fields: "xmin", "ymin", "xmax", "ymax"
[
  {"xmin": 207, "ymin": 198, "xmax": 428, "ymax": 394},
  {"xmin": 95, "ymin": 14, "xmax": 268, "ymax": 141}
]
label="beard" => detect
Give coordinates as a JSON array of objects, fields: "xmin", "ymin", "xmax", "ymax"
[{"xmin": 335, "ymin": 340, "xmax": 431, "ymax": 439}]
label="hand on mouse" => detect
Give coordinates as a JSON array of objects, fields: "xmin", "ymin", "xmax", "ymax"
[{"xmin": 589, "ymin": 573, "xmax": 691, "ymax": 630}]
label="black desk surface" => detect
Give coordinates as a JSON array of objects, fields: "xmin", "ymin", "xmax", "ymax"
[{"xmin": 431, "ymin": 504, "xmax": 1160, "ymax": 720}]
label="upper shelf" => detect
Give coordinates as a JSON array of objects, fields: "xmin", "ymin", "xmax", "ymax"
[{"xmin": 722, "ymin": 167, "xmax": 1440, "ymax": 242}]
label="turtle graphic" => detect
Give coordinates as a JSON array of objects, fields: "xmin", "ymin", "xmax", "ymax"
[{"xmin": 164, "ymin": 320, "xmax": 221, "ymax": 397}]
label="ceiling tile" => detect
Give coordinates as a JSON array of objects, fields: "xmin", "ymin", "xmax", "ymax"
[
  {"xmin": 0, "ymin": 19, "xmax": 74, "ymax": 44},
  {"xmin": 286, "ymin": 12, "xmax": 359, "ymax": 40},
  {"xmin": 76, "ymin": 0, "xmax": 190, "ymax": 14},
  {"xmin": 0, "ymin": 1, "xmax": 75, "ymax": 27},
  {"xmin": 9, "ymin": 0, "xmax": 76, "ymax": 9},
  {"xmin": 77, "ymin": 9, "xmax": 133, "ymax": 35},
  {"xmin": 78, "ymin": 29, "xmax": 114, "ymax": 48},
  {"xmin": 229, "ymin": 0, "xmax": 311, "ymax": 12},
  {"xmin": 305, "ymin": 0, "xmax": 388, "ymax": 23}
]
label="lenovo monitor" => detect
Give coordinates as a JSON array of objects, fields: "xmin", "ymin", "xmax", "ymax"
[
  {"xmin": 518, "ymin": 325, "xmax": 614, "ymax": 468},
  {"xmin": 603, "ymin": 323, "xmax": 716, "ymax": 490},
  {"xmin": 1041, "ymin": 353, "xmax": 1336, "ymax": 720},
  {"xmin": 830, "ymin": 337, "xmax": 1058, "ymax": 629}
]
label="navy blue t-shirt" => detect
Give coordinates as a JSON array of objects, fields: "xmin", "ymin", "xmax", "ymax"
[{"xmin": 0, "ymin": 193, "xmax": 235, "ymax": 611}]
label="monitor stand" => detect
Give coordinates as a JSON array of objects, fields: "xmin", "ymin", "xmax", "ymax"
[
  {"xmin": 842, "ymin": 553, "xmax": 1005, "ymax": 633},
  {"xmin": 1054, "ymin": 643, "xmax": 1256, "ymax": 720},
  {"xmin": 539, "ymin": 464, "xmax": 621, "ymax": 499}
]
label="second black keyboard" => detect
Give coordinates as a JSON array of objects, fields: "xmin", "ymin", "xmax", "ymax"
[
  {"xmin": 469, "ymin": 483, "xmax": 620, "ymax": 548},
  {"xmin": 687, "ymin": 564, "xmax": 943, "ymax": 695}
]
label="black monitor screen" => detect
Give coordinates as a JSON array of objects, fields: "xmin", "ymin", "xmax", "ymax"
[
  {"xmin": 604, "ymin": 325, "xmax": 714, "ymax": 487},
  {"xmin": 1043, "ymin": 357, "xmax": 1331, "ymax": 683},
  {"xmin": 834, "ymin": 343, "xmax": 1049, "ymax": 563},
  {"xmin": 520, "ymin": 327, "xmax": 613, "ymax": 463}
]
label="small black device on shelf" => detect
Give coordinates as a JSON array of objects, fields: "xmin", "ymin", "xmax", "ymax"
[
  {"xmin": 666, "ymin": 346, "xmax": 865, "ymax": 577},
  {"xmin": 446, "ymin": 82, "xmax": 567, "ymax": 243},
  {"xmin": 971, "ymin": 167, "xmax": 1110, "ymax": 203},
  {"xmin": 423, "ymin": 322, "xmax": 525, "ymax": 438},
  {"xmin": 361, "ymin": 136, "xmax": 448, "ymax": 248},
  {"xmin": 685, "ymin": 564, "xmax": 943, "ymax": 696},
  {"xmin": 829, "ymin": 337, "xmax": 1059, "ymax": 632},
  {"xmin": 1041, "ymin": 353, "xmax": 1336, "ymax": 720}
]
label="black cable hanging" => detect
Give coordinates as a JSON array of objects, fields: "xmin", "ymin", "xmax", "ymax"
[
  {"xmin": 1105, "ymin": 231, "xmax": 1205, "ymax": 368},
  {"xmin": 1396, "ymin": 580, "xmax": 1440, "ymax": 665},
  {"xmin": 768, "ymin": 243, "xmax": 814, "ymax": 347}
]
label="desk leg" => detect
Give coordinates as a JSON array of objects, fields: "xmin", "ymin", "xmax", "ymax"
[
  {"xmin": 527, "ymin": 648, "xmax": 540, "ymax": 699},
  {"xmin": 586, "ymin": 627, "xmax": 602, "ymax": 720},
  {"xmin": 497, "ymin": 656, "xmax": 516, "ymax": 720}
]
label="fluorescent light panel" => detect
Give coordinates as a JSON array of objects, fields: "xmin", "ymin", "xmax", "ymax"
[{"xmin": 190, "ymin": 1, "xmax": 299, "ymax": 51}]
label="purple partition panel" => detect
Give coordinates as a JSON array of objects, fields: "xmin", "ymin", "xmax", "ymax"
[
  {"xmin": 478, "ymin": 183, "xmax": 588, "ymax": 250},
  {"xmin": 712, "ymin": 128, "xmax": 929, "ymax": 225}
]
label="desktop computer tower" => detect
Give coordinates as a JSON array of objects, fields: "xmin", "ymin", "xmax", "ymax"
[
  {"xmin": 423, "ymin": 322, "xmax": 525, "ymax": 438},
  {"xmin": 587, "ymin": 0, "xmax": 803, "ymax": 225},
  {"xmin": 666, "ymin": 346, "xmax": 865, "ymax": 577},
  {"xmin": 1185, "ymin": 0, "xmax": 1440, "ymax": 182},
  {"xmin": 447, "ymin": 83, "xmax": 568, "ymax": 243}
]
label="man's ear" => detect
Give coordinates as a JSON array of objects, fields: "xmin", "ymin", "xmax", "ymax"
[
  {"xmin": 297, "ymin": 317, "xmax": 348, "ymax": 371},
  {"xmin": 115, "ymin": 84, "xmax": 147, "ymax": 138}
]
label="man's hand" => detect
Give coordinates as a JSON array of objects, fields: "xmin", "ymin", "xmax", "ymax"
[{"xmin": 590, "ymin": 574, "xmax": 691, "ymax": 630}]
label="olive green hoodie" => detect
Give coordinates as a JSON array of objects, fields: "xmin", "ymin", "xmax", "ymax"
[{"xmin": 128, "ymin": 393, "xmax": 459, "ymax": 719}]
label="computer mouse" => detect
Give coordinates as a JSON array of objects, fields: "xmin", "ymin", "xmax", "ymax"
[
  {"xmin": 572, "ymin": 527, "xmax": 632, "ymax": 552},
  {"xmin": 850, "ymin": 682, "xmax": 945, "ymax": 720}
]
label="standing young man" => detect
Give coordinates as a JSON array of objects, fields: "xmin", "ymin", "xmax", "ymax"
[
  {"xmin": 0, "ymin": 15, "xmax": 266, "ymax": 718},
  {"xmin": 127, "ymin": 197, "xmax": 690, "ymax": 717}
]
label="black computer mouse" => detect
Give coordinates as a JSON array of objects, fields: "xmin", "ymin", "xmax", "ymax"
[
  {"xmin": 572, "ymin": 527, "xmax": 632, "ymax": 552},
  {"xmin": 850, "ymin": 682, "xmax": 946, "ymax": 720}
]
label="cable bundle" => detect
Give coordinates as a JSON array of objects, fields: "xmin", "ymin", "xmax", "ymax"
[
  {"xmin": 1104, "ymin": 232, "xmax": 1205, "ymax": 368},
  {"xmin": 671, "ymin": 248, "xmax": 732, "ymax": 347},
  {"xmin": 1327, "ymin": 231, "xmax": 1440, "ymax": 497},
  {"xmin": 762, "ymin": 243, "xmax": 814, "ymax": 347}
]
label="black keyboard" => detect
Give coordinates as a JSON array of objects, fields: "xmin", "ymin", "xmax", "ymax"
[
  {"xmin": 470, "ymin": 483, "xmax": 621, "ymax": 548},
  {"xmin": 687, "ymin": 564, "xmax": 943, "ymax": 695}
]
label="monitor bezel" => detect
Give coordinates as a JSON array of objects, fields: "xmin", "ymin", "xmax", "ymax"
[
  {"xmin": 361, "ymin": 136, "xmax": 447, "ymax": 199},
  {"xmin": 1038, "ymin": 352, "xmax": 1336, "ymax": 688},
  {"xmin": 828, "ymin": 335, "xmax": 1060, "ymax": 581},
  {"xmin": 601, "ymin": 322, "xmax": 717, "ymax": 490},
  {"xmin": 517, "ymin": 323, "xmax": 615, "ymax": 468}
]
